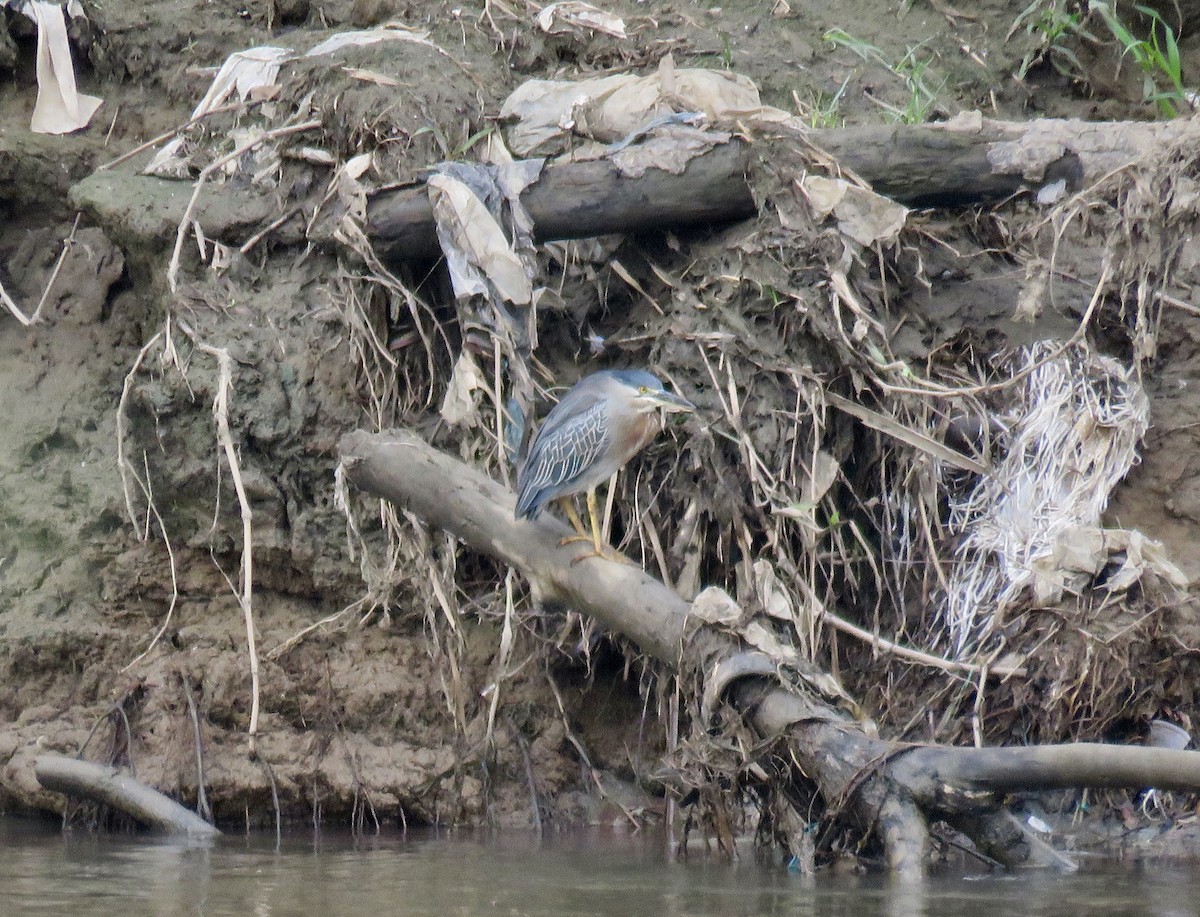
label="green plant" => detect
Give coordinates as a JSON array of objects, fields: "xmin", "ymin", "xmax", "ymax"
[
  {"xmin": 891, "ymin": 46, "xmax": 946, "ymax": 124},
  {"xmin": 797, "ymin": 77, "xmax": 851, "ymax": 129},
  {"xmin": 1091, "ymin": 1, "xmax": 1191, "ymax": 117},
  {"xmin": 1009, "ymin": 0, "xmax": 1094, "ymax": 80},
  {"xmin": 452, "ymin": 125, "xmax": 495, "ymax": 158},
  {"xmin": 823, "ymin": 28, "xmax": 889, "ymax": 68},
  {"xmin": 822, "ymin": 29, "xmax": 945, "ymax": 124}
]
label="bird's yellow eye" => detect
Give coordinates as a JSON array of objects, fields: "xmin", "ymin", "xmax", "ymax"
[{"xmin": 638, "ymin": 386, "xmax": 649, "ymax": 394}]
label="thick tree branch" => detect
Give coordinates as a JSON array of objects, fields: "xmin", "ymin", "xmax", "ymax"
[
  {"xmin": 364, "ymin": 117, "xmax": 1200, "ymax": 261},
  {"xmin": 34, "ymin": 755, "xmax": 220, "ymax": 836},
  {"xmin": 338, "ymin": 429, "xmax": 1200, "ymax": 873}
]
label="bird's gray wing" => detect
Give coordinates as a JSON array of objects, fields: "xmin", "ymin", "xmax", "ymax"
[{"xmin": 516, "ymin": 399, "xmax": 610, "ymax": 515}]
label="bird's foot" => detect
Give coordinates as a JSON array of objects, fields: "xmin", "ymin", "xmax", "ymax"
[{"xmin": 562, "ymin": 541, "xmax": 633, "ymax": 565}]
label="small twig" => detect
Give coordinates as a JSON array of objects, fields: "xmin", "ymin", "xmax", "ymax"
[
  {"xmin": 266, "ymin": 598, "xmax": 364, "ymax": 659},
  {"xmin": 34, "ymin": 214, "xmax": 81, "ymax": 320},
  {"xmin": 821, "ymin": 607, "xmax": 1025, "ymax": 679},
  {"xmin": 931, "ymin": 825, "xmax": 1004, "ymax": 869},
  {"xmin": 238, "ymin": 207, "xmax": 300, "ymax": 255},
  {"xmin": 97, "ymin": 100, "xmax": 252, "ymax": 172},
  {"xmin": 512, "ymin": 726, "xmax": 544, "ymax": 835},
  {"xmin": 971, "ymin": 663, "xmax": 988, "ymax": 749},
  {"xmin": 120, "ymin": 450, "xmax": 181, "ymax": 673},
  {"xmin": 1157, "ymin": 289, "xmax": 1200, "ymax": 317},
  {"xmin": 112, "ymin": 703, "xmax": 137, "ymax": 778},
  {"xmin": 103, "ymin": 105, "xmax": 120, "ymax": 146},
  {"xmin": 1, "ymin": 214, "xmax": 81, "ymax": 326},
  {"xmin": 77, "ymin": 694, "xmax": 133, "ymax": 763},
  {"xmin": 167, "ymin": 119, "xmax": 321, "ymax": 292},
  {"xmin": 484, "ymin": 571, "xmax": 518, "ymax": 744}
]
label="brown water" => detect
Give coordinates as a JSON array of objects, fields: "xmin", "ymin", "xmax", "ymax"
[{"xmin": 2, "ymin": 818, "xmax": 1198, "ymax": 917}]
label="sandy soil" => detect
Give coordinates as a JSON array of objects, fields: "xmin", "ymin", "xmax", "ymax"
[{"xmin": 0, "ymin": 0, "xmax": 1199, "ymax": 849}]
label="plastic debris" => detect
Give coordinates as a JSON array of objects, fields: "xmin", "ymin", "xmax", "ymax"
[
  {"xmin": 500, "ymin": 54, "xmax": 795, "ymax": 157},
  {"xmin": 534, "ymin": 1, "xmax": 627, "ymax": 39},
  {"xmin": 24, "ymin": 1, "xmax": 102, "ymax": 134},
  {"xmin": 190, "ymin": 46, "xmax": 294, "ymax": 118},
  {"xmin": 304, "ymin": 24, "xmax": 433, "ymax": 57},
  {"xmin": 1147, "ymin": 720, "xmax": 1192, "ymax": 751},
  {"xmin": 800, "ymin": 175, "xmax": 909, "ymax": 247},
  {"xmin": 144, "ymin": 25, "xmax": 440, "ymax": 177},
  {"xmin": 427, "ymin": 172, "xmax": 533, "ymax": 306}
]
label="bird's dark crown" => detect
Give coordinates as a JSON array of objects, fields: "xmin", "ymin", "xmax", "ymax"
[{"xmin": 603, "ymin": 369, "xmax": 664, "ymax": 391}]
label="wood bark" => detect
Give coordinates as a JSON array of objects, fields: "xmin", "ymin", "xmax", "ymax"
[
  {"xmin": 365, "ymin": 117, "xmax": 1200, "ymax": 262},
  {"xmin": 34, "ymin": 755, "xmax": 220, "ymax": 837},
  {"xmin": 339, "ymin": 429, "xmax": 1200, "ymax": 875}
]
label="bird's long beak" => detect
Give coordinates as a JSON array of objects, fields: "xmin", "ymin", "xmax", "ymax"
[{"xmin": 649, "ymin": 389, "xmax": 695, "ymax": 413}]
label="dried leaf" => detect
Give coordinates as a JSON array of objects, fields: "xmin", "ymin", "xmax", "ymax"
[
  {"xmin": 1015, "ymin": 268, "xmax": 1047, "ymax": 323},
  {"xmin": 535, "ymin": 1, "xmax": 627, "ymax": 38},
  {"xmin": 189, "ymin": 46, "xmax": 293, "ymax": 119},
  {"xmin": 305, "ymin": 24, "xmax": 432, "ymax": 57},
  {"xmin": 799, "ymin": 175, "xmax": 908, "ymax": 246},
  {"xmin": 343, "ymin": 67, "xmax": 402, "ymax": 87},
  {"xmin": 440, "ymin": 351, "xmax": 485, "ymax": 425},
  {"xmin": 690, "ymin": 586, "xmax": 745, "ymax": 627},
  {"xmin": 742, "ymin": 621, "xmax": 800, "ymax": 664},
  {"xmin": 427, "ymin": 174, "xmax": 534, "ymax": 305},
  {"xmin": 826, "ymin": 392, "xmax": 987, "ymax": 475},
  {"xmin": 753, "ymin": 560, "xmax": 796, "ymax": 623}
]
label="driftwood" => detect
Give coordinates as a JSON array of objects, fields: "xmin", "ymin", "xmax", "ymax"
[
  {"xmin": 365, "ymin": 117, "xmax": 1200, "ymax": 261},
  {"xmin": 34, "ymin": 754, "xmax": 220, "ymax": 837},
  {"xmin": 339, "ymin": 429, "xmax": 1200, "ymax": 877}
]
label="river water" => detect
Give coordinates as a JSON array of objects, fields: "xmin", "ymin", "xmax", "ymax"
[{"xmin": 2, "ymin": 818, "xmax": 1198, "ymax": 916}]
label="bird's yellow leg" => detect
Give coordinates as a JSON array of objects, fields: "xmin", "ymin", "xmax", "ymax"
[
  {"xmin": 568, "ymin": 488, "xmax": 631, "ymax": 564},
  {"xmin": 587, "ymin": 487, "xmax": 604, "ymax": 555},
  {"xmin": 558, "ymin": 497, "xmax": 592, "ymax": 545}
]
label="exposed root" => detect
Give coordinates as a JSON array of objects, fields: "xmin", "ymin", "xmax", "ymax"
[
  {"xmin": 184, "ymin": 326, "xmax": 261, "ymax": 756},
  {"xmin": 258, "ymin": 755, "xmax": 282, "ymax": 848},
  {"xmin": 180, "ymin": 673, "xmax": 212, "ymax": 824},
  {"xmin": 116, "ymin": 330, "xmax": 165, "ymax": 533},
  {"xmin": 119, "ymin": 450, "xmax": 180, "ymax": 673}
]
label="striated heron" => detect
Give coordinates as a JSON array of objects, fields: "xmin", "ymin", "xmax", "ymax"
[{"xmin": 514, "ymin": 370, "xmax": 694, "ymax": 562}]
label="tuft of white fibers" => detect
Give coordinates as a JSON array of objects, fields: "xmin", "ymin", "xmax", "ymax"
[{"xmin": 940, "ymin": 342, "xmax": 1150, "ymax": 657}]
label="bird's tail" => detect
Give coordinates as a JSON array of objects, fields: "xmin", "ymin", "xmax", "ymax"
[{"xmin": 514, "ymin": 484, "xmax": 543, "ymax": 521}]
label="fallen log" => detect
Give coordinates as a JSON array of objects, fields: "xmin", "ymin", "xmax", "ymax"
[
  {"xmin": 365, "ymin": 117, "xmax": 1200, "ymax": 261},
  {"xmin": 34, "ymin": 755, "xmax": 220, "ymax": 837},
  {"xmin": 339, "ymin": 428, "xmax": 1200, "ymax": 876}
]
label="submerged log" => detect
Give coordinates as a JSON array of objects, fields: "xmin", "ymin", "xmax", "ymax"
[
  {"xmin": 34, "ymin": 755, "xmax": 220, "ymax": 837},
  {"xmin": 339, "ymin": 429, "xmax": 1200, "ymax": 876},
  {"xmin": 365, "ymin": 117, "xmax": 1200, "ymax": 261}
]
